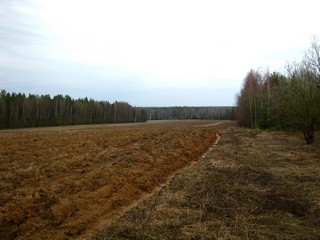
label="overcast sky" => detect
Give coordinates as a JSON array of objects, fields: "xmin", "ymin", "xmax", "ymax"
[{"xmin": 1, "ymin": 0, "xmax": 319, "ymax": 106}]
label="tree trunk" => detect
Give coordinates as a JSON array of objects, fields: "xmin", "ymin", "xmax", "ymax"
[{"xmin": 303, "ymin": 124, "xmax": 314, "ymax": 144}]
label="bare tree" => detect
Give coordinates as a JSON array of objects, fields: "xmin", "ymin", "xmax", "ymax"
[
  {"xmin": 284, "ymin": 61, "xmax": 319, "ymax": 144},
  {"xmin": 306, "ymin": 37, "xmax": 320, "ymax": 86},
  {"xmin": 236, "ymin": 70, "xmax": 262, "ymax": 128}
]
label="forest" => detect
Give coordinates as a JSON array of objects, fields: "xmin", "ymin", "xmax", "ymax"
[
  {"xmin": 236, "ymin": 39, "xmax": 320, "ymax": 144},
  {"xmin": 143, "ymin": 106, "xmax": 236, "ymax": 120},
  {"xmin": 0, "ymin": 91, "xmax": 235, "ymax": 130},
  {"xmin": 0, "ymin": 92, "xmax": 147, "ymax": 129}
]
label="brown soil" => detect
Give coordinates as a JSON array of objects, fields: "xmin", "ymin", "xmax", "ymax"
[
  {"xmin": 0, "ymin": 120, "xmax": 221, "ymax": 240},
  {"xmin": 96, "ymin": 126, "xmax": 320, "ymax": 240}
]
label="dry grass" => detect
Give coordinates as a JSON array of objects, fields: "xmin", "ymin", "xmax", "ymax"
[{"xmin": 94, "ymin": 126, "xmax": 320, "ymax": 240}]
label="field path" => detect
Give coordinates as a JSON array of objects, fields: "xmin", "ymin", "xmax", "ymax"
[
  {"xmin": 89, "ymin": 121, "xmax": 229, "ymax": 237},
  {"xmin": 0, "ymin": 120, "xmax": 232, "ymax": 240}
]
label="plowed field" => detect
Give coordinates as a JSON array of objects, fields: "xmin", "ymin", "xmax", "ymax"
[{"xmin": 0, "ymin": 120, "xmax": 219, "ymax": 240}]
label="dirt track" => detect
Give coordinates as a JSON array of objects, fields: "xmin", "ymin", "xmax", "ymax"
[{"xmin": 0, "ymin": 120, "xmax": 223, "ymax": 240}]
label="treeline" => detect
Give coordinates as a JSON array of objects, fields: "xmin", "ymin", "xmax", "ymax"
[
  {"xmin": 0, "ymin": 91, "xmax": 147, "ymax": 129},
  {"xmin": 236, "ymin": 39, "xmax": 320, "ymax": 144},
  {"xmin": 143, "ymin": 106, "xmax": 236, "ymax": 120}
]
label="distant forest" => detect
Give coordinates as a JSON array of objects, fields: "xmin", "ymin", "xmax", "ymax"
[
  {"xmin": 143, "ymin": 106, "xmax": 236, "ymax": 120},
  {"xmin": 0, "ymin": 90, "xmax": 147, "ymax": 129},
  {"xmin": 0, "ymin": 90, "xmax": 236, "ymax": 130}
]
